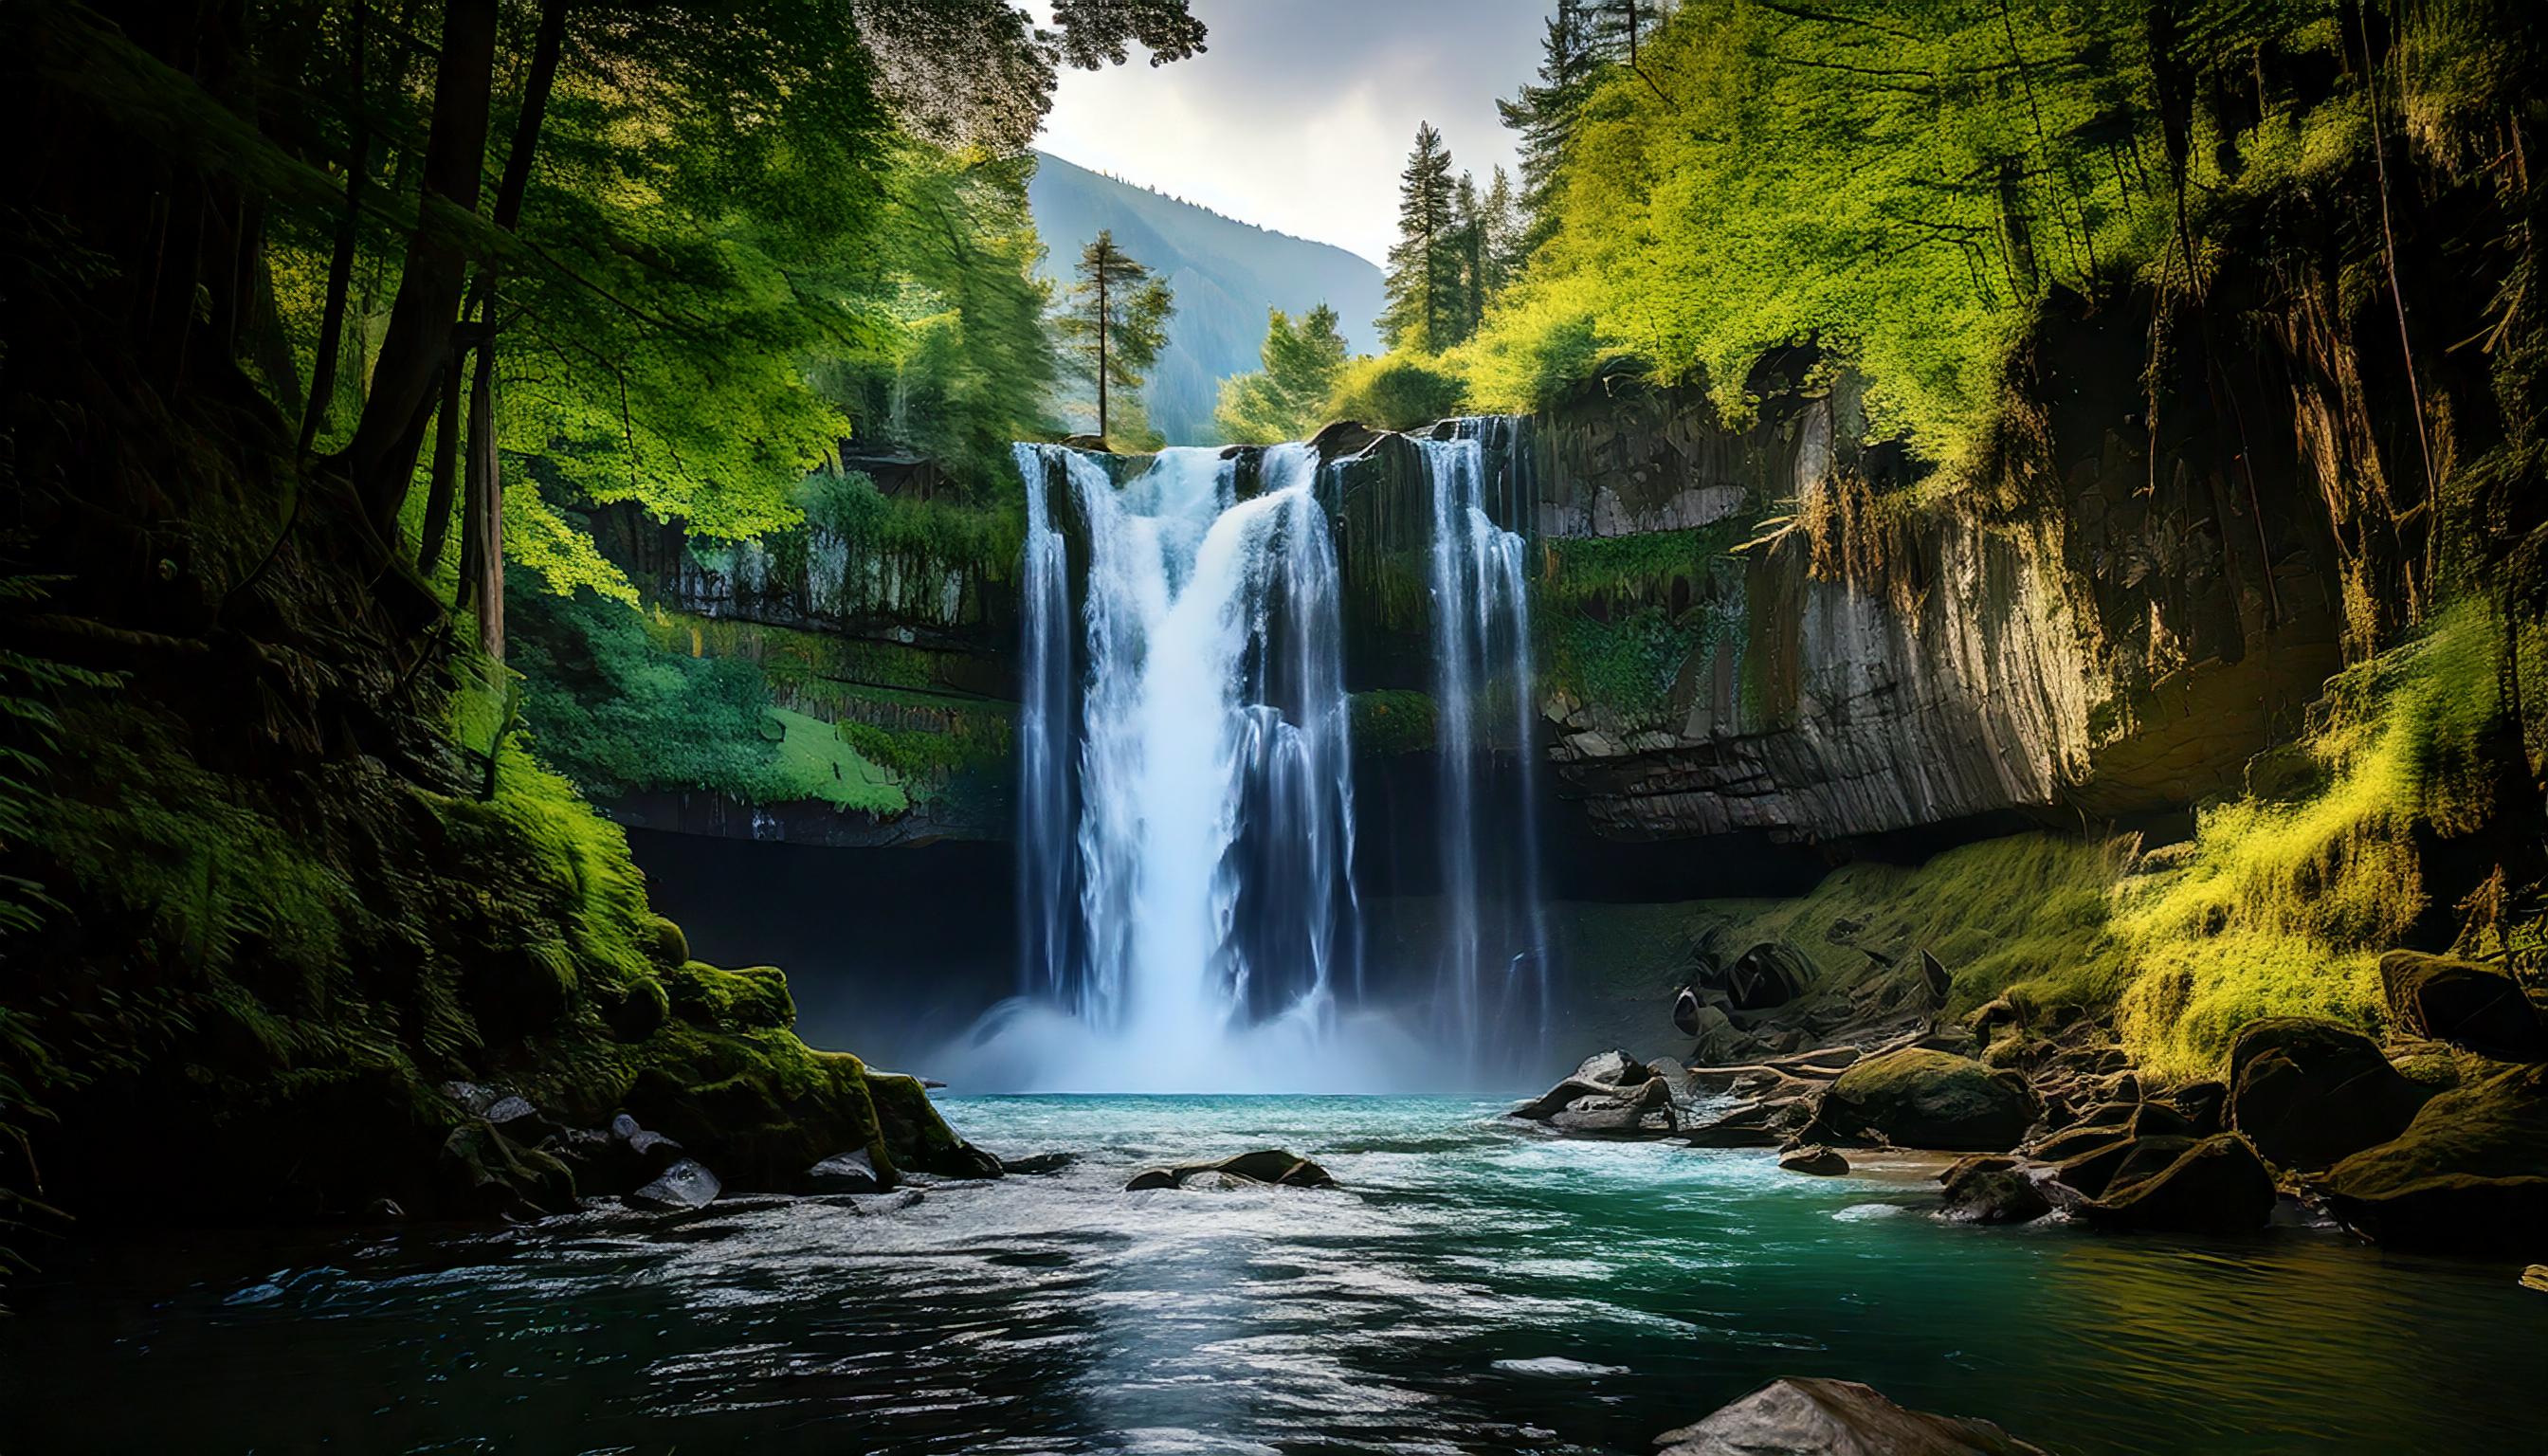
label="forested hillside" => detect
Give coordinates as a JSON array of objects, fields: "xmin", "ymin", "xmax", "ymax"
[{"xmin": 1028, "ymin": 150, "xmax": 1385, "ymax": 442}]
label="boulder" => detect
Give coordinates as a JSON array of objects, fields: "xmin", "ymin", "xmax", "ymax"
[
  {"xmin": 1920, "ymin": 950, "xmax": 1953, "ymax": 1003},
  {"xmin": 2318, "ymin": 1062, "xmax": 2548, "ymax": 1254},
  {"xmin": 1655, "ymin": 1377, "xmax": 2047, "ymax": 1456},
  {"xmin": 1125, "ymin": 1149, "xmax": 1337, "ymax": 1192},
  {"xmin": 2380, "ymin": 952, "xmax": 2548, "ymax": 1059},
  {"xmin": 1779, "ymin": 1144, "xmax": 1849, "ymax": 1175},
  {"xmin": 2171, "ymin": 1080, "xmax": 2229, "ymax": 1136},
  {"xmin": 1001, "ymin": 1151, "xmax": 1079, "ymax": 1176},
  {"xmin": 1804, "ymin": 1047, "xmax": 2041, "ymax": 1153},
  {"xmin": 2228, "ymin": 1017, "xmax": 2432, "ymax": 1171},
  {"xmin": 2082, "ymin": 1135, "xmax": 2276, "ymax": 1234},
  {"xmin": 1550, "ymin": 1077, "xmax": 1679, "ymax": 1138},
  {"xmin": 2046, "ymin": 1137, "xmax": 2138, "ymax": 1200},
  {"xmin": 1940, "ymin": 1162, "xmax": 2051, "ymax": 1225},
  {"xmin": 2126, "ymin": 1101, "xmax": 2197, "ymax": 1141},
  {"xmin": 805, "ymin": 1148, "xmax": 884, "ymax": 1193},
  {"xmin": 1573, "ymin": 1049, "xmax": 1653, "ymax": 1086},
  {"xmin": 438, "ymin": 1119, "xmax": 578, "ymax": 1217},
  {"xmin": 628, "ymin": 1156, "xmax": 722, "ymax": 1211}
]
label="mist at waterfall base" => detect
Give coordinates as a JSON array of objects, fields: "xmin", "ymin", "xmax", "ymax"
[{"xmin": 938, "ymin": 436, "xmax": 1548, "ymax": 1093}]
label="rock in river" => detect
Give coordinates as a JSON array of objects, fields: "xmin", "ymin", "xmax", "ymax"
[
  {"xmin": 2318, "ymin": 1062, "xmax": 2548, "ymax": 1254},
  {"xmin": 628, "ymin": 1157, "xmax": 722, "ymax": 1211},
  {"xmin": 1125, "ymin": 1149, "xmax": 1338, "ymax": 1192},
  {"xmin": 2082, "ymin": 1134, "xmax": 2276, "ymax": 1234},
  {"xmin": 1779, "ymin": 1144, "xmax": 1849, "ymax": 1175},
  {"xmin": 1655, "ymin": 1376, "xmax": 2047, "ymax": 1455},
  {"xmin": 805, "ymin": 1148, "xmax": 884, "ymax": 1193},
  {"xmin": 1802, "ymin": 1047, "xmax": 2040, "ymax": 1152},
  {"xmin": 2228, "ymin": 1017, "xmax": 2431, "ymax": 1172}
]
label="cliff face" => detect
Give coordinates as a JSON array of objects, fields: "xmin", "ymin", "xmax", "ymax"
[{"xmin": 1520, "ymin": 278, "xmax": 2397, "ymax": 845}]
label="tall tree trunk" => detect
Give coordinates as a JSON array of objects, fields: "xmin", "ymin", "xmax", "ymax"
[
  {"xmin": 417, "ymin": 360, "xmax": 462, "ymax": 573},
  {"xmin": 341, "ymin": 0, "xmax": 499, "ymax": 538},
  {"xmin": 450, "ymin": 0, "xmax": 566, "ymax": 653},
  {"xmin": 1096, "ymin": 253, "xmax": 1110, "ymax": 442},
  {"xmin": 464, "ymin": 318, "xmax": 504, "ymax": 659},
  {"xmin": 298, "ymin": 0, "xmax": 367, "ymax": 455}
]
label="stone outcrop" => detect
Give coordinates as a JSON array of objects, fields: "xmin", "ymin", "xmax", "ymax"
[
  {"xmin": 1124, "ymin": 1149, "xmax": 1338, "ymax": 1192},
  {"xmin": 1655, "ymin": 1377, "xmax": 2047, "ymax": 1456},
  {"xmin": 1521, "ymin": 315, "xmax": 2351, "ymax": 846}
]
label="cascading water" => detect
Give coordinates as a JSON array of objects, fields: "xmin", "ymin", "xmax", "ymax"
[
  {"xmin": 990, "ymin": 444, "xmax": 1372, "ymax": 1090},
  {"xmin": 1419, "ymin": 428, "xmax": 1550, "ymax": 1079},
  {"xmin": 975, "ymin": 427, "xmax": 1545, "ymax": 1092}
]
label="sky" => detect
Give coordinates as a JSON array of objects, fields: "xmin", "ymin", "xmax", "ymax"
[{"xmin": 1034, "ymin": 0, "xmax": 1550, "ymax": 266}]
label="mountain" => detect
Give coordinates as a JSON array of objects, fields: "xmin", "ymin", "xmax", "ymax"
[{"xmin": 1028, "ymin": 150, "xmax": 1386, "ymax": 445}]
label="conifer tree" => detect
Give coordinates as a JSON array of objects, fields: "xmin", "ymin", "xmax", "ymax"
[
  {"xmin": 1213, "ymin": 305, "xmax": 1351, "ymax": 443},
  {"xmin": 1379, "ymin": 122, "xmax": 1465, "ymax": 354},
  {"xmin": 1055, "ymin": 229, "xmax": 1174, "ymax": 444}
]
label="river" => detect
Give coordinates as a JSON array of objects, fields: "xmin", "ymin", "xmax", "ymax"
[{"xmin": 4, "ymin": 1094, "xmax": 2539, "ymax": 1453}]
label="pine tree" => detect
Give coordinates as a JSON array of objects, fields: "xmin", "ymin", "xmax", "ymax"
[
  {"xmin": 1379, "ymin": 122, "xmax": 1465, "ymax": 354},
  {"xmin": 1054, "ymin": 229, "xmax": 1174, "ymax": 444},
  {"xmin": 1213, "ymin": 305, "xmax": 1351, "ymax": 444},
  {"xmin": 1482, "ymin": 165, "xmax": 1528, "ymax": 296},
  {"xmin": 1496, "ymin": 0, "xmax": 1604, "ymax": 252},
  {"xmin": 1454, "ymin": 171, "xmax": 1487, "ymax": 340}
]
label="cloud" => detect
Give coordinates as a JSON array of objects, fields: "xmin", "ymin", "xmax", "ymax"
[{"xmin": 1034, "ymin": 0, "xmax": 1547, "ymax": 265}]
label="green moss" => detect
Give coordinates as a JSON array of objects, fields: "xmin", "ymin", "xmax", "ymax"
[
  {"xmin": 1351, "ymin": 690, "xmax": 1437, "ymax": 757},
  {"xmin": 662, "ymin": 961, "xmax": 796, "ymax": 1032},
  {"xmin": 1545, "ymin": 607, "xmax": 1709, "ymax": 724},
  {"xmin": 2115, "ymin": 605, "xmax": 2508, "ymax": 1079},
  {"xmin": 1538, "ymin": 519, "xmax": 1749, "ymax": 612}
]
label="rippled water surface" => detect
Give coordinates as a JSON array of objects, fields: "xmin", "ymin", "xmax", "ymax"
[{"xmin": 5, "ymin": 1095, "xmax": 2541, "ymax": 1453}]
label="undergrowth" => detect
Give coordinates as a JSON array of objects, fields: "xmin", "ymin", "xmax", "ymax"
[{"xmin": 2113, "ymin": 603, "xmax": 2511, "ymax": 1078}]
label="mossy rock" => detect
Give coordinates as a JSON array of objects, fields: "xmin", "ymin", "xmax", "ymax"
[
  {"xmin": 1806, "ymin": 1047, "xmax": 2040, "ymax": 1152},
  {"xmin": 605, "ymin": 975, "xmax": 671, "ymax": 1043},
  {"xmin": 2318, "ymin": 1062, "xmax": 2548, "ymax": 1254},
  {"xmin": 2083, "ymin": 1134, "xmax": 2276, "ymax": 1234},
  {"xmin": 662, "ymin": 961, "xmax": 795, "ymax": 1032},
  {"xmin": 648, "ymin": 917, "xmax": 691, "ymax": 969},
  {"xmin": 2227, "ymin": 1017, "xmax": 2430, "ymax": 1173},
  {"xmin": 623, "ymin": 1035, "xmax": 884, "ymax": 1186},
  {"xmin": 438, "ymin": 1119, "xmax": 579, "ymax": 1217},
  {"xmin": 869, "ymin": 1071, "xmax": 1004, "ymax": 1178},
  {"xmin": 2379, "ymin": 951, "xmax": 2548, "ymax": 1060}
]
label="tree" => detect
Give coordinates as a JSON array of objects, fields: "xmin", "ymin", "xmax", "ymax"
[
  {"xmin": 1380, "ymin": 122, "xmax": 1465, "ymax": 354},
  {"xmin": 1214, "ymin": 305, "xmax": 1351, "ymax": 444},
  {"xmin": 1481, "ymin": 167, "xmax": 1528, "ymax": 298},
  {"xmin": 1496, "ymin": 0, "xmax": 1606, "ymax": 251},
  {"xmin": 1055, "ymin": 229, "xmax": 1174, "ymax": 444}
]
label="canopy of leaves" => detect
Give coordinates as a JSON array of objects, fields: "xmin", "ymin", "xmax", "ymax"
[{"xmin": 1463, "ymin": 0, "xmax": 2343, "ymax": 464}]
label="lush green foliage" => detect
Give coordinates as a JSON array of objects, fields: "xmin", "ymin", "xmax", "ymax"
[
  {"xmin": 2115, "ymin": 605, "xmax": 2512, "ymax": 1078},
  {"xmin": 1327, "ymin": 353, "xmax": 1468, "ymax": 431},
  {"xmin": 510, "ymin": 588, "xmax": 907, "ymax": 813},
  {"xmin": 795, "ymin": 472, "xmax": 1027, "ymax": 585},
  {"xmin": 1214, "ymin": 306, "xmax": 1352, "ymax": 445},
  {"xmin": 1462, "ymin": 0, "xmax": 2375, "ymax": 464},
  {"xmin": 1351, "ymin": 690, "xmax": 1439, "ymax": 758}
]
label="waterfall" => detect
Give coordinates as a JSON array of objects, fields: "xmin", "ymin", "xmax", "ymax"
[
  {"xmin": 1003, "ymin": 444, "xmax": 1363, "ymax": 1088},
  {"xmin": 989, "ymin": 427, "xmax": 1545, "ymax": 1091},
  {"xmin": 1419, "ymin": 429, "xmax": 1550, "ymax": 1078}
]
